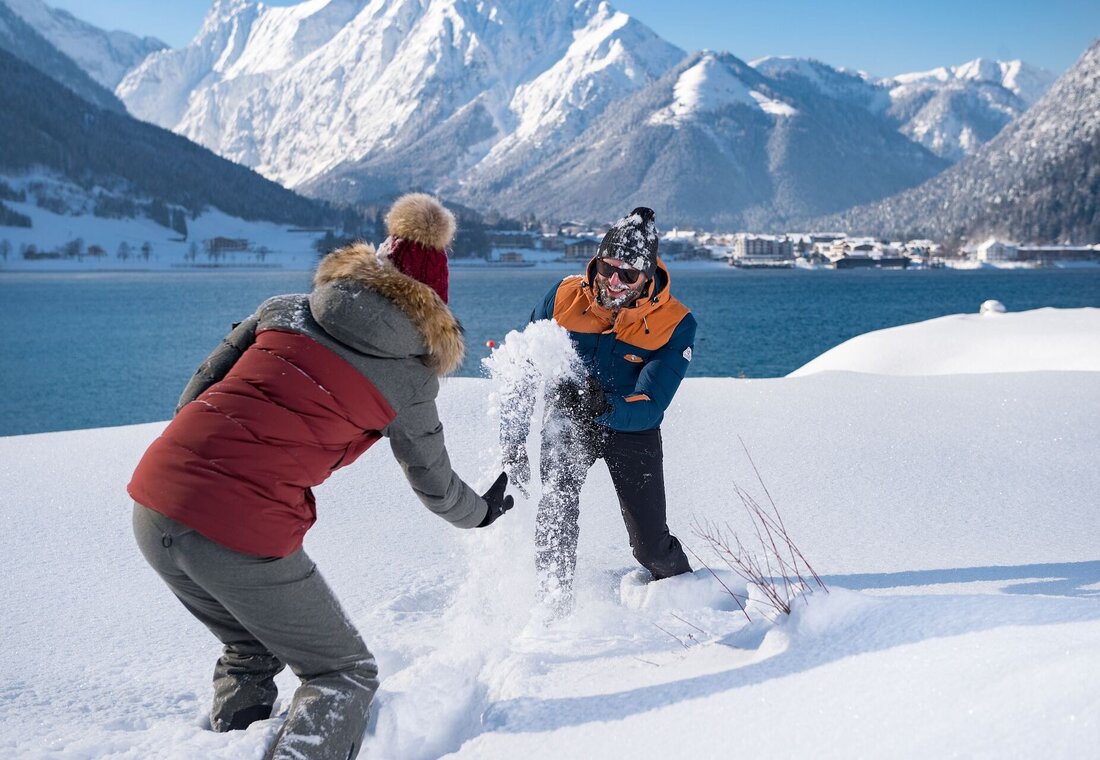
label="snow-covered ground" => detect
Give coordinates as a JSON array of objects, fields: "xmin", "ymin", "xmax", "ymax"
[
  {"xmin": 0, "ymin": 181, "xmax": 323, "ymax": 272},
  {"xmin": 1, "ymin": 308, "xmax": 1098, "ymax": 758},
  {"xmin": 791, "ymin": 306, "xmax": 1100, "ymax": 376}
]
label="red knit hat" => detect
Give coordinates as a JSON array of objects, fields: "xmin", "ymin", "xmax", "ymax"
[
  {"xmin": 383, "ymin": 236, "xmax": 450, "ymax": 303},
  {"xmin": 381, "ymin": 193, "xmax": 456, "ymax": 303}
]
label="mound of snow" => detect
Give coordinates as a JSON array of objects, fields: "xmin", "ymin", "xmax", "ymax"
[
  {"xmin": 619, "ymin": 568, "xmax": 746, "ymax": 614},
  {"xmin": 789, "ymin": 306, "xmax": 1100, "ymax": 376}
]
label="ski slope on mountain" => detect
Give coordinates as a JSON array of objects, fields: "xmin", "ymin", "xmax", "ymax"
[{"xmin": 0, "ymin": 308, "xmax": 1097, "ymax": 758}]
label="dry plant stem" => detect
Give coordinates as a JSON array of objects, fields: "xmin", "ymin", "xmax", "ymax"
[
  {"xmin": 692, "ymin": 445, "xmax": 828, "ymax": 618},
  {"xmin": 669, "ymin": 613, "xmax": 710, "ymax": 637},
  {"xmin": 739, "ymin": 436, "xmax": 826, "ymax": 589},
  {"xmin": 653, "ymin": 622, "xmax": 690, "ymax": 650}
]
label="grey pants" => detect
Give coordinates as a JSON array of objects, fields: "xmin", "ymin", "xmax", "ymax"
[
  {"xmin": 535, "ymin": 416, "xmax": 691, "ymax": 614},
  {"xmin": 133, "ymin": 503, "xmax": 378, "ymax": 760}
]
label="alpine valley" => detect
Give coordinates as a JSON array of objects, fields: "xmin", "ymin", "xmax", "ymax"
[{"xmin": 4, "ymin": 0, "xmax": 1092, "ymax": 237}]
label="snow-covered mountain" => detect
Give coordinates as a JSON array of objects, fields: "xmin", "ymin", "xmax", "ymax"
[
  {"xmin": 119, "ymin": 0, "xmax": 684, "ymax": 192},
  {"xmin": 420, "ymin": 50, "xmax": 946, "ymax": 228},
  {"xmin": 893, "ymin": 58, "xmax": 1054, "ymax": 108},
  {"xmin": 0, "ymin": 0, "xmax": 123, "ymax": 112},
  {"xmin": 885, "ymin": 58, "xmax": 1055, "ymax": 161},
  {"xmin": 0, "ymin": 44, "xmax": 335, "ymax": 236},
  {"xmin": 2, "ymin": 0, "xmax": 165, "ymax": 88},
  {"xmin": 821, "ymin": 38, "xmax": 1100, "ymax": 244},
  {"xmin": 752, "ymin": 55, "xmax": 1056, "ymax": 163},
  {"xmin": 114, "ymin": 0, "xmax": 1058, "ymax": 227}
]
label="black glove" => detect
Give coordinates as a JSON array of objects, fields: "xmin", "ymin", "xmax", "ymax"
[
  {"xmin": 478, "ymin": 472, "xmax": 514, "ymax": 527},
  {"xmin": 553, "ymin": 375, "xmax": 611, "ymax": 424},
  {"xmin": 502, "ymin": 444, "xmax": 530, "ymax": 497}
]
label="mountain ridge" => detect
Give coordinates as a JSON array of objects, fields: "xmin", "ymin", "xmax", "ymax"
[
  {"xmin": 813, "ymin": 38, "xmax": 1100, "ymax": 244},
  {"xmin": 0, "ymin": 45, "xmax": 335, "ymax": 230},
  {"xmin": 3, "ymin": 0, "xmax": 166, "ymax": 88}
]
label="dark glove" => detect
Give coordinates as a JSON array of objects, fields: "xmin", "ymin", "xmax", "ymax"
[
  {"xmin": 502, "ymin": 444, "xmax": 530, "ymax": 497},
  {"xmin": 553, "ymin": 375, "xmax": 611, "ymax": 424},
  {"xmin": 478, "ymin": 472, "xmax": 515, "ymax": 527}
]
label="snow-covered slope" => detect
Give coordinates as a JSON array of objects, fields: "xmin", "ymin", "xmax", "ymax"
[
  {"xmin": 1, "ymin": 310, "xmax": 1098, "ymax": 758},
  {"xmin": 0, "ymin": 172, "xmax": 325, "ymax": 272},
  {"xmin": 886, "ymin": 58, "xmax": 1055, "ymax": 161},
  {"xmin": 442, "ymin": 50, "xmax": 945, "ymax": 228},
  {"xmin": 650, "ymin": 53, "xmax": 797, "ymax": 124},
  {"xmin": 824, "ymin": 37, "xmax": 1100, "ymax": 243},
  {"xmin": 118, "ymin": 0, "xmax": 684, "ymax": 190},
  {"xmin": 753, "ymin": 55, "xmax": 1056, "ymax": 162},
  {"xmin": 2, "ymin": 0, "xmax": 165, "ymax": 88},
  {"xmin": 790, "ymin": 306, "xmax": 1100, "ymax": 376}
]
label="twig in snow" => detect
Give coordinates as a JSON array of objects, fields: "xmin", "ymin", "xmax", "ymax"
[
  {"xmin": 692, "ymin": 442, "xmax": 827, "ymax": 618},
  {"xmin": 669, "ymin": 613, "xmax": 710, "ymax": 638},
  {"xmin": 652, "ymin": 622, "xmax": 691, "ymax": 650}
]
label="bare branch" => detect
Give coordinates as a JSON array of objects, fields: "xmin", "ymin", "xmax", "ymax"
[
  {"xmin": 653, "ymin": 622, "xmax": 690, "ymax": 650},
  {"xmin": 669, "ymin": 613, "xmax": 710, "ymax": 637},
  {"xmin": 691, "ymin": 442, "xmax": 828, "ymax": 619}
]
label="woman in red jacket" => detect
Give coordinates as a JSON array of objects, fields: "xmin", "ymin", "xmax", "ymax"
[{"xmin": 129, "ymin": 194, "xmax": 512, "ymax": 760}]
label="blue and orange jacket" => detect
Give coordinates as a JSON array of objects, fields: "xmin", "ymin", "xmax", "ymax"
[{"xmin": 532, "ymin": 257, "xmax": 696, "ymax": 432}]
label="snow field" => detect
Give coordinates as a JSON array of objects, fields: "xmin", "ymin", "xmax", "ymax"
[{"xmin": 1, "ymin": 308, "xmax": 1098, "ymax": 757}]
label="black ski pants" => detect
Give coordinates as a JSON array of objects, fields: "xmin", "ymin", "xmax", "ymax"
[{"xmin": 535, "ymin": 416, "xmax": 691, "ymax": 603}]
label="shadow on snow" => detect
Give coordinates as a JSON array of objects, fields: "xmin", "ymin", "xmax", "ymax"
[{"xmin": 477, "ymin": 560, "xmax": 1100, "ymax": 735}]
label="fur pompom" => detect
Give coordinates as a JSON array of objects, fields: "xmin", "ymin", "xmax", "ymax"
[{"xmin": 385, "ymin": 193, "xmax": 456, "ymax": 251}]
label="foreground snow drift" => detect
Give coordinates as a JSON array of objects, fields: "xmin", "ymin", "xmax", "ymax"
[
  {"xmin": 790, "ymin": 306, "xmax": 1100, "ymax": 376},
  {"xmin": 1, "ymin": 361, "xmax": 1098, "ymax": 757}
]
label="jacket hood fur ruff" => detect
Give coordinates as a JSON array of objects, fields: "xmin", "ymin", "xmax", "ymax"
[{"xmin": 314, "ymin": 242, "xmax": 465, "ymax": 376}]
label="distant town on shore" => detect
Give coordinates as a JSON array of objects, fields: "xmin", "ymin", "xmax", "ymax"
[{"xmin": 474, "ymin": 223, "xmax": 1100, "ymax": 271}]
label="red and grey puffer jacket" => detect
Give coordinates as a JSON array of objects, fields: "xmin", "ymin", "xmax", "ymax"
[{"xmin": 128, "ymin": 243, "xmax": 484, "ymax": 557}]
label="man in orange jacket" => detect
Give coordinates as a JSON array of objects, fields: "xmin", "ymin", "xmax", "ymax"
[{"xmin": 501, "ymin": 207, "xmax": 694, "ymax": 614}]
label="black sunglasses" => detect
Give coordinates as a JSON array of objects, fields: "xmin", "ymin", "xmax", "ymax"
[{"xmin": 595, "ymin": 259, "xmax": 643, "ymax": 284}]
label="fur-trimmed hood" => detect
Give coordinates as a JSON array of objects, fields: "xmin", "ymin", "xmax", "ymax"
[{"xmin": 311, "ymin": 242, "xmax": 464, "ymax": 375}]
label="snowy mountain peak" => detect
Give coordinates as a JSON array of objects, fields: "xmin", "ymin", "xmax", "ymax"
[
  {"xmin": 892, "ymin": 57, "xmax": 1055, "ymax": 106},
  {"xmin": 119, "ymin": 0, "xmax": 683, "ymax": 189},
  {"xmin": 650, "ymin": 52, "xmax": 795, "ymax": 126},
  {"xmin": 750, "ymin": 54, "xmax": 889, "ymax": 112},
  {"xmin": 954, "ymin": 56, "xmax": 1003, "ymax": 83},
  {"xmin": 2, "ymin": 0, "xmax": 166, "ymax": 88},
  {"xmin": 882, "ymin": 57, "xmax": 1057, "ymax": 161}
]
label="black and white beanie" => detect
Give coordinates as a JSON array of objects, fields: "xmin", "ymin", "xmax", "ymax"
[{"xmin": 596, "ymin": 207, "xmax": 659, "ymax": 276}]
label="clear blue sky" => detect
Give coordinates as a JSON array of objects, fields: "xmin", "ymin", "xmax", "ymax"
[{"xmin": 48, "ymin": 0, "xmax": 1099, "ymax": 77}]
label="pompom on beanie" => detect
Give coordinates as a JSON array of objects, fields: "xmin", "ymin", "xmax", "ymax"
[{"xmin": 379, "ymin": 193, "xmax": 456, "ymax": 303}]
